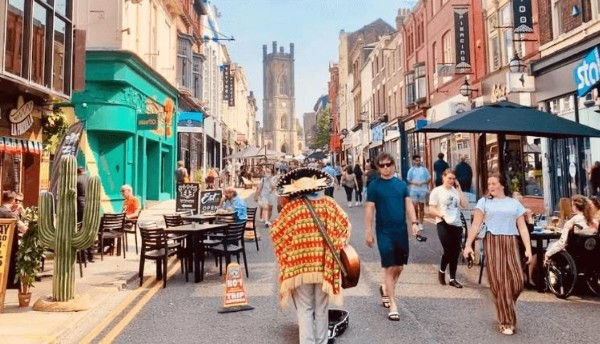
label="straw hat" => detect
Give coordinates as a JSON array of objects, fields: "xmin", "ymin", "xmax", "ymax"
[{"xmin": 275, "ymin": 167, "xmax": 334, "ymax": 197}]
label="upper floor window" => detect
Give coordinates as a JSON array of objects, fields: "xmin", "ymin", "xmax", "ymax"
[
  {"xmin": 442, "ymin": 31, "xmax": 452, "ymax": 63},
  {"xmin": 279, "ymin": 75, "xmax": 288, "ymax": 95},
  {"xmin": 485, "ymin": 6, "xmax": 525, "ymax": 72},
  {"xmin": 415, "ymin": 64, "xmax": 427, "ymax": 102},
  {"xmin": 405, "ymin": 71, "xmax": 415, "ymax": 106}
]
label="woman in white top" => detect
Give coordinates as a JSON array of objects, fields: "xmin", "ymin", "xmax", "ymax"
[
  {"xmin": 254, "ymin": 167, "xmax": 276, "ymax": 226},
  {"xmin": 545, "ymin": 195, "xmax": 598, "ymax": 261},
  {"xmin": 428, "ymin": 169, "xmax": 468, "ymax": 288},
  {"xmin": 463, "ymin": 173, "xmax": 532, "ymax": 336}
]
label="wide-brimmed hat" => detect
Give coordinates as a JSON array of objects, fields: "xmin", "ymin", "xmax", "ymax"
[{"xmin": 275, "ymin": 167, "xmax": 334, "ymax": 197}]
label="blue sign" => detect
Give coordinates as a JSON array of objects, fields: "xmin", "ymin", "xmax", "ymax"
[
  {"xmin": 177, "ymin": 111, "xmax": 204, "ymax": 127},
  {"xmin": 574, "ymin": 46, "xmax": 600, "ymax": 97},
  {"xmin": 371, "ymin": 124, "xmax": 384, "ymax": 141}
]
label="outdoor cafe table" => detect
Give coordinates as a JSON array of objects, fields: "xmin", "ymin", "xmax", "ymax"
[
  {"xmin": 530, "ymin": 230, "xmax": 562, "ymax": 292},
  {"xmin": 164, "ymin": 222, "xmax": 228, "ymax": 283},
  {"xmin": 181, "ymin": 211, "xmax": 235, "ymax": 224}
]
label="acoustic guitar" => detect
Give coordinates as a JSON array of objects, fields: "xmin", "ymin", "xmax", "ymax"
[{"xmin": 302, "ymin": 197, "xmax": 361, "ymax": 289}]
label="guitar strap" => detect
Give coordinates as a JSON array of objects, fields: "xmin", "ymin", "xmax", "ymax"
[{"xmin": 301, "ymin": 196, "xmax": 348, "ymax": 277}]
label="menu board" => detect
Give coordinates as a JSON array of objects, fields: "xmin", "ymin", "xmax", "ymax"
[
  {"xmin": 200, "ymin": 190, "xmax": 223, "ymax": 214},
  {"xmin": 0, "ymin": 219, "xmax": 16, "ymax": 313},
  {"xmin": 175, "ymin": 183, "xmax": 200, "ymax": 213}
]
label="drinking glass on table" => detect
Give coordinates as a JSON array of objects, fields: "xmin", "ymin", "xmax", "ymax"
[{"xmin": 550, "ymin": 216, "xmax": 560, "ymax": 228}]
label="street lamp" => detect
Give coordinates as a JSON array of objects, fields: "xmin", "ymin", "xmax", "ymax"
[
  {"xmin": 509, "ymin": 53, "xmax": 527, "ymax": 73},
  {"xmin": 459, "ymin": 78, "xmax": 479, "ymax": 98}
]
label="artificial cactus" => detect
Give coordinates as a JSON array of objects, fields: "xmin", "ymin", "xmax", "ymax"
[{"xmin": 38, "ymin": 155, "xmax": 101, "ymax": 302}]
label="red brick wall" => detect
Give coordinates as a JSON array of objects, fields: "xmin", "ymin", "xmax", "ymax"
[{"xmin": 538, "ymin": 0, "xmax": 553, "ymax": 46}]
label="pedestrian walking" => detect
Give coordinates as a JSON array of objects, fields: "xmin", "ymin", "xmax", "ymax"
[
  {"xmin": 334, "ymin": 164, "xmax": 342, "ymax": 185},
  {"xmin": 341, "ymin": 165, "xmax": 358, "ymax": 208},
  {"xmin": 175, "ymin": 160, "xmax": 188, "ymax": 184},
  {"xmin": 455, "ymin": 155, "xmax": 473, "ymax": 192},
  {"xmin": 353, "ymin": 163, "xmax": 364, "ymax": 206},
  {"xmin": 270, "ymin": 167, "xmax": 350, "ymax": 344},
  {"xmin": 433, "ymin": 153, "xmax": 449, "ymax": 187},
  {"xmin": 428, "ymin": 168, "xmax": 467, "ymax": 288},
  {"xmin": 254, "ymin": 167, "xmax": 276, "ymax": 226},
  {"xmin": 364, "ymin": 153, "xmax": 420, "ymax": 322},
  {"xmin": 463, "ymin": 172, "xmax": 532, "ymax": 336},
  {"xmin": 406, "ymin": 155, "xmax": 431, "ymax": 230},
  {"xmin": 322, "ymin": 162, "xmax": 337, "ymax": 197}
]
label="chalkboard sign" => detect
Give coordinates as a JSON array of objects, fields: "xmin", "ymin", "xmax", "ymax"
[
  {"xmin": 0, "ymin": 219, "xmax": 16, "ymax": 313},
  {"xmin": 200, "ymin": 190, "xmax": 223, "ymax": 213},
  {"xmin": 50, "ymin": 121, "xmax": 85, "ymax": 196},
  {"xmin": 176, "ymin": 183, "xmax": 200, "ymax": 213}
]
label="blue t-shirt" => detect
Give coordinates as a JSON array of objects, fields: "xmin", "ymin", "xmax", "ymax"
[
  {"xmin": 367, "ymin": 177, "xmax": 409, "ymax": 231},
  {"xmin": 223, "ymin": 195, "xmax": 248, "ymax": 222},
  {"xmin": 476, "ymin": 196, "xmax": 525, "ymax": 236},
  {"xmin": 406, "ymin": 166, "xmax": 430, "ymax": 192},
  {"xmin": 323, "ymin": 165, "xmax": 337, "ymax": 180}
]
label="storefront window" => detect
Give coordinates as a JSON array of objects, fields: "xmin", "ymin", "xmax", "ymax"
[
  {"xmin": 5, "ymin": 0, "xmax": 25, "ymax": 77},
  {"xmin": 32, "ymin": 2, "xmax": 50, "ymax": 86},
  {"xmin": 1, "ymin": 153, "xmax": 19, "ymax": 193},
  {"xmin": 52, "ymin": 17, "xmax": 67, "ymax": 92}
]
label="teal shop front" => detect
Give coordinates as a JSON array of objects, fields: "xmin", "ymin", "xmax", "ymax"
[{"xmin": 72, "ymin": 51, "xmax": 178, "ymax": 211}]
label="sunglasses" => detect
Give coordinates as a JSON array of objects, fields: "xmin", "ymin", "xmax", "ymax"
[
  {"xmin": 378, "ymin": 162, "xmax": 393, "ymax": 168},
  {"xmin": 15, "ymin": 199, "xmax": 22, "ymax": 203}
]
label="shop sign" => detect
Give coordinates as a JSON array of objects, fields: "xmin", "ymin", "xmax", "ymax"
[
  {"xmin": 512, "ymin": 0, "xmax": 534, "ymax": 33},
  {"xmin": 50, "ymin": 122, "xmax": 85, "ymax": 196},
  {"xmin": 199, "ymin": 189, "xmax": 222, "ymax": 213},
  {"xmin": 8, "ymin": 96, "xmax": 34, "ymax": 136},
  {"xmin": 0, "ymin": 219, "xmax": 16, "ymax": 313},
  {"xmin": 574, "ymin": 46, "xmax": 600, "ymax": 97},
  {"xmin": 176, "ymin": 183, "xmax": 200, "ymax": 213},
  {"xmin": 137, "ymin": 113, "xmax": 158, "ymax": 130},
  {"xmin": 454, "ymin": 8, "xmax": 471, "ymax": 69}
]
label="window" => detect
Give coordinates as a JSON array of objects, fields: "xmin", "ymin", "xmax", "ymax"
[
  {"xmin": 177, "ymin": 36, "xmax": 192, "ymax": 89},
  {"xmin": 442, "ymin": 31, "xmax": 452, "ymax": 63},
  {"xmin": 279, "ymin": 75, "xmax": 288, "ymax": 95},
  {"xmin": 52, "ymin": 17, "xmax": 67, "ymax": 92},
  {"xmin": 552, "ymin": 0, "xmax": 564, "ymax": 37},
  {"xmin": 406, "ymin": 71, "xmax": 415, "ymax": 106},
  {"xmin": 193, "ymin": 54, "xmax": 203, "ymax": 99},
  {"xmin": 281, "ymin": 114, "xmax": 288, "ymax": 129},
  {"xmin": 32, "ymin": 2, "xmax": 50, "ymax": 86},
  {"xmin": 415, "ymin": 64, "xmax": 427, "ymax": 102},
  {"xmin": 5, "ymin": 0, "xmax": 26, "ymax": 77}
]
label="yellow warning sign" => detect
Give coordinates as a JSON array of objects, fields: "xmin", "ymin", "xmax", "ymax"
[{"xmin": 219, "ymin": 263, "xmax": 254, "ymax": 313}]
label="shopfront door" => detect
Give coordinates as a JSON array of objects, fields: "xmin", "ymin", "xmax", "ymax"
[{"xmin": 548, "ymin": 137, "xmax": 589, "ymax": 209}]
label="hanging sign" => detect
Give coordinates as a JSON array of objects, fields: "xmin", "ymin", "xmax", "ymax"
[
  {"xmin": 176, "ymin": 183, "xmax": 200, "ymax": 213},
  {"xmin": 0, "ymin": 219, "xmax": 16, "ymax": 313},
  {"xmin": 50, "ymin": 121, "xmax": 85, "ymax": 196},
  {"xmin": 513, "ymin": 0, "xmax": 534, "ymax": 33},
  {"xmin": 8, "ymin": 96, "xmax": 35, "ymax": 136},
  {"xmin": 454, "ymin": 8, "xmax": 471, "ymax": 69},
  {"xmin": 574, "ymin": 46, "xmax": 600, "ymax": 97},
  {"xmin": 228, "ymin": 75, "xmax": 235, "ymax": 107},
  {"xmin": 222, "ymin": 64, "xmax": 232, "ymax": 101}
]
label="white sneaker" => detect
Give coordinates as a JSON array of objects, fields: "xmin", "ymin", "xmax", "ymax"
[
  {"xmin": 265, "ymin": 221, "xmax": 271, "ymax": 227},
  {"xmin": 418, "ymin": 224, "xmax": 424, "ymax": 231},
  {"xmin": 348, "ymin": 202, "xmax": 352, "ymax": 208},
  {"xmin": 354, "ymin": 202, "xmax": 359, "ymax": 207}
]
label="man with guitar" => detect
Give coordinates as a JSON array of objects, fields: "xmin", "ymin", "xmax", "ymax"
[
  {"xmin": 365, "ymin": 152, "xmax": 421, "ymax": 322},
  {"xmin": 270, "ymin": 167, "xmax": 352, "ymax": 343}
]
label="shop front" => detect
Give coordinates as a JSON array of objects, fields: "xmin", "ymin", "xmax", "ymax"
[
  {"xmin": 0, "ymin": 94, "xmax": 44, "ymax": 207},
  {"xmin": 399, "ymin": 114, "xmax": 428, "ymax": 179},
  {"xmin": 177, "ymin": 109, "xmax": 205, "ymax": 182},
  {"xmin": 531, "ymin": 33, "xmax": 600, "ymax": 210},
  {"xmin": 72, "ymin": 51, "xmax": 178, "ymax": 211}
]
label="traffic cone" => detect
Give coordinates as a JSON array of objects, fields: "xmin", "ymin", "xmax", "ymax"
[{"xmin": 218, "ymin": 262, "xmax": 254, "ymax": 313}]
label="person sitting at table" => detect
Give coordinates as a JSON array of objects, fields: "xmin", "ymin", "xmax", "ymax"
[
  {"xmin": 221, "ymin": 186, "xmax": 248, "ymax": 223},
  {"xmin": 121, "ymin": 184, "xmax": 141, "ymax": 219},
  {"xmin": 544, "ymin": 195, "xmax": 598, "ymax": 264},
  {"xmin": 589, "ymin": 196, "xmax": 600, "ymax": 221}
]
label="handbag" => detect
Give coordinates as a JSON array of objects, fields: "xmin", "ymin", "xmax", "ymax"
[
  {"xmin": 477, "ymin": 197, "xmax": 489, "ymax": 239},
  {"xmin": 301, "ymin": 197, "xmax": 360, "ymax": 289}
]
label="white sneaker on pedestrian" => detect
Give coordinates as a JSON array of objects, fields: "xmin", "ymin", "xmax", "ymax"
[
  {"xmin": 418, "ymin": 224, "xmax": 424, "ymax": 231},
  {"xmin": 348, "ymin": 202, "xmax": 352, "ymax": 208},
  {"xmin": 354, "ymin": 202, "xmax": 359, "ymax": 207},
  {"xmin": 265, "ymin": 221, "xmax": 271, "ymax": 227}
]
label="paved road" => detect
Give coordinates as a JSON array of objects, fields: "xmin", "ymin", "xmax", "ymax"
[{"xmin": 108, "ymin": 189, "xmax": 599, "ymax": 344}]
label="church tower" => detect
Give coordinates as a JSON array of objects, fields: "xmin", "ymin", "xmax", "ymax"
[{"xmin": 263, "ymin": 41, "xmax": 296, "ymax": 154}]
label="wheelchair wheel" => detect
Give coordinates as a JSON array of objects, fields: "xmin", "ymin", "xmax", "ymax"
[
  {"xmin": 546, "ymin": 251, "xmax": 577, "ymax": 299},
  {"xmin": 586, "ymin": 268, "xmax": 600, "ymax": 297}
]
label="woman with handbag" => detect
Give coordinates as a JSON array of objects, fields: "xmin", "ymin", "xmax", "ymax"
[
  {"xmin": 270, "ymin": 167, "xmax": 351, "ymax": 344},
  {"xmin": 341, "ymin": 165, "xmax": 358, "ymax": 208},
  {"xmin": 463, "ymin": 172, "xmax": 532, "ymax": 336},
  {"xmin": 428, "ymin": 169, "xmax": 468, "ymax": 288}
]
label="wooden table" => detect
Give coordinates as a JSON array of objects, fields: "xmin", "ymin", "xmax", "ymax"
[
  {"xmin": 182, "ymin": 212, "xmax": 235, "ymax": 224},
  {"xmin": 530, "ymin": 230, "xmax": 562, "ymax": 292},
  {"xmin": 164, "ymin": 223, "xmax": 228, "ymax": 283}
]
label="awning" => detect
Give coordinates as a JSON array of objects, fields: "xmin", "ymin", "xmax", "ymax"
[
  {"xmin": 0, "ymin": 137, "xmax": 43, "ymax": 154},
  {"xmin": 368, "ymin": 141, "xmax": 382, "ymax": 149}
]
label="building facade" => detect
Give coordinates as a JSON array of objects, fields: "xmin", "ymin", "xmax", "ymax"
[{"xmin": 262, "ymin": 41, "xmax": 297, "ymax": 154}]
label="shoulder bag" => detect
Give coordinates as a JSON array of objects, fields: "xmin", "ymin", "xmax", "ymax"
[
  {"xmin": 301, "ymin": 196, "xmax": 360, "ymax": 289},
  {"xmin": 477, "ymin": 198, "xmax": 488, "ymax": 239}
]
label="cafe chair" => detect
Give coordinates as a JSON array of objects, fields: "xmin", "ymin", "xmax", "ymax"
[
  {"xmin": 245, "ymin": 207, "xmax": 260, "ymax": 251},
  {"xmin": 163, "ymin": 214, "xmax": 190, "ymax": 273},
  {"xmin": 123, "ymin": 210, "xmax": 141, "ymax": 255},
  {"xmin": 204, "ymin": 221, "xmax": 249, "ymax": 278},
  {"xmin": 139, "ymin": 225, "xmax": 187, "ymax": 288},
  {"xmin": 215, "ymin": 212, "xmax": 236, "ymax": 224},
  {"xmin": 98, "ymin": 213, "xmax": 127, "ymax": 261}
]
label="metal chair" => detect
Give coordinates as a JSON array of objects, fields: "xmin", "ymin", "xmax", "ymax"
[
  {"xmin": 138, "ymin": 224, "xmax": 186, "ymax": 288},
  {"xmin": 98, "ymin": 213, "xmax": 127, "ymax": 261},
  {"xmin": 123, "ymin": 210, "xmax": 141, "ymax": 255},
  {"xmin": 204, "ymin": 221, "xmax": 249, "ymax": 278}
]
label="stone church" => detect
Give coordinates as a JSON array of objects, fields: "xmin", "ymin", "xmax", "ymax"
[{"xmin": 262, "ymin": 41, "xmax": 299, "ymax": 155}]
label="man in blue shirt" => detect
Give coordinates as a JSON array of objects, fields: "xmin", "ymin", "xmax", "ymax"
[
  {"xmin": 406, "ymin": 155, "xmax": 431, "ymax": 230},
  {"xmin": 322, "ymin": 162, "xmax": 338, "ymax": 197},
  {"xmin": 221, "ymin": 186, "xmax": 248, "ymax": 222}
]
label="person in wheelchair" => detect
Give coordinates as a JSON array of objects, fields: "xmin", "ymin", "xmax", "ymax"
[
  {"xmin": 589, "ymin": 196, "xmax": 600, "ymax": 221},
  {"xmin": 544, "ymin": 195, "xmax": 598, "ymax": 265}
]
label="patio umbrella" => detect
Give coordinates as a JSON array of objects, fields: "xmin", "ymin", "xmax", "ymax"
[
  {"xmin": 307, "ymin": 151, "xmax": 327, "ymax": 160},
  {"xmin": 419, "ymin": 101, "xmax": 600, "ymax": 138},
  {"xmin": 224, "ymin": 146, "xmax": 262, "ymax": 159},
  {"xmin": 293, "ymin": 154, "xmax": 306, "ymax": 160}
]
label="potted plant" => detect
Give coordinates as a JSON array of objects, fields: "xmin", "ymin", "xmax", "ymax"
[{"xmin": 14, "ymin": 206, "xmax": 45, "ymax": 307}]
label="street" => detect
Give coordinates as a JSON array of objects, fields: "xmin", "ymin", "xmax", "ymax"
[{"xmin": 86, "ymin": 190, "xmax": 599, "ymax": 344}]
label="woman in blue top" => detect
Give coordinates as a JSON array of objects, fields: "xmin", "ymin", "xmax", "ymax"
[{"xmin": 463, "ymin": 173, "xmax": 532, "ymax": 336}]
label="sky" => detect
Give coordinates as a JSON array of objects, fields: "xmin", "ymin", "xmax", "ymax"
[{"xmin": 213, "ymin": 0, "xmax": 413, "ymax": 124}]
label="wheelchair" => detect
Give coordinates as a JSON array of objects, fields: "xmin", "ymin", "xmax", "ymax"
[{"xmin": 545, "ymin": 232, "xmax": 600, "ymax": 299}]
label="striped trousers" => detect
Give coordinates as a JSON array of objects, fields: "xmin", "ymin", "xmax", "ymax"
[{"xmin": 484, "ymin": 234, "xmax": 524, "ymax": 329}]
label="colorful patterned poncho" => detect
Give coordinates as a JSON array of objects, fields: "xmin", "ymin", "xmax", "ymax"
[{"xmin": 270, "ymin": 196, "xmax": 350, "ymax": 308}]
